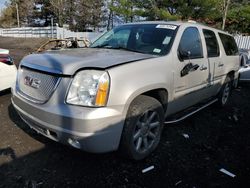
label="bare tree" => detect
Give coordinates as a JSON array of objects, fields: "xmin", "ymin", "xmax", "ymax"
[
  {"xmin": 9, "ymin": 0, "xmax": 35, "ymax": 26},
  {"xmin": 50, "ymin": 0, "xmax": 68, "ymax": 27},
  {"xmin": 221, "ymin": 0, "xmax": 231, "ymax": 30}
]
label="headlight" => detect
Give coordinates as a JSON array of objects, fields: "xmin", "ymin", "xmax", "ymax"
[{"xmin": 66, "ymin": 70, "xmax": 110, "ymax": 107}]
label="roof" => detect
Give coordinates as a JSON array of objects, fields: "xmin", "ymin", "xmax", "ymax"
[
  {"xmin": 122, "ymin": 21, "xmax": 184, "ymax": 26},
  {"xmin": 122, "ymin": 21, "xmax": 231, "ymax": 36}
]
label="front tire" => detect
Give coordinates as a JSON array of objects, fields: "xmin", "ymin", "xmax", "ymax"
[{"xmin": 120, "ymin": 95, "xmax": 164, "ymax": 160}]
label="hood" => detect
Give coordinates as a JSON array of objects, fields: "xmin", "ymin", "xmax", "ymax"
[{"xmin": 20, "ymin": 48, "xmax": 155, "ymax": 75}]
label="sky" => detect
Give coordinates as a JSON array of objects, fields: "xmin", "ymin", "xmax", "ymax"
[{"xmin": 0, "ymin": 0, "xmax": 8, "ymax": 10}]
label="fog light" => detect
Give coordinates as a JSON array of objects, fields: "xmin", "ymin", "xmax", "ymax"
[{"xmin": 68, "ymin": 138, "xmax": 81, "ymax": 149}]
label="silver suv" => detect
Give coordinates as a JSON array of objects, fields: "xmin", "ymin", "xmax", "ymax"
[{"xmin": 12, "ymin": 21, "xmax": 239, "ymax": 160}]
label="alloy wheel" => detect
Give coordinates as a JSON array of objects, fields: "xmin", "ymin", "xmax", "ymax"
[{"xmin": 133, "ymin": 110, "xmax": 161, "ymax": 153}]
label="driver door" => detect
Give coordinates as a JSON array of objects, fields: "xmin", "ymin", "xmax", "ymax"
[{"xmin": 172, "ymin": 26, "xmax": 210, "ymax": 112}]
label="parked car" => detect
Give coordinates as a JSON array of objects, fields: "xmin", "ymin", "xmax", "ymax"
[
  {"xmin": 12, "ymin": 21, "xmax": 239, "ymax": 160},
  {"xmin": 239, "ymin": 48, "xmax": 250, "ymax": 82},
  {"xmin": 0, "ymin": 51, "xmax": 17, "ymax": 92},
  {"xmin": 35, "ymin": 38, "xmax": 90, "ymax": 53}
]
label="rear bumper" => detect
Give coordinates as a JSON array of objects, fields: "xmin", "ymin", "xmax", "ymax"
[{"xmin": 11, "ymin": 90, "xmax": 126, "ymax": 153}]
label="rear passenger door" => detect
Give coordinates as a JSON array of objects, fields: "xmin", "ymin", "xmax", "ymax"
[{"xmin": 202, "ymin": 29, "xmax": 222, "ymax": 93}]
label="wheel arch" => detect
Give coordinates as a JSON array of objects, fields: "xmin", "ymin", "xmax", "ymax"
[
  {"xmin": 141, "ymin": 89, "xmax": 168, "ymax": 112},
  {"xmin": 227, "ymin": 70, "xmax": 235, "ymax": 80},
  {"xmin": 124, "ymin": 87, "xmax": 169, "ymax": 115}
]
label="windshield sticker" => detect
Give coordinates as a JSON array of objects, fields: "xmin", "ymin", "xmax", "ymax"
[
  {"xmin": 162, "ymin": 36, "xmax": 171, "ymax": 45},
  {"xmin": 156, "ymin": 25, "xmax": 177, "ymax": 30},
  {"xmin": 153, "ymin": 48, "xmax": 161, "ymax": 53},
  {"xmin": 136, "ymin": 32, "xmax": 140, "ymax": 40}
]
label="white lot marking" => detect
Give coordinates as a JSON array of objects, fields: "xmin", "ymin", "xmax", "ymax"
[
  {"xmin": 175, "ymin": 180, "xmax": 182, "ymax": 186},
  {"xmin": 142, "ymin": 166, "xmax": 155, "ymax": 173},
  {"xmin": 219, "ymin": 168, "xmax": 236, "ymax": 178},
  {"xmin": 182, "ymin": 133, "xmax": 190, "ymax": 139}
]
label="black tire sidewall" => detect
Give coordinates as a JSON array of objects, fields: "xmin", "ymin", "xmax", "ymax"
[
  {"xmin": 218, "ymin": 76, "xmax": 232, "ymax": 107},
  {"xmin": 120, "ymin": 95, "xmax": 164, "ymax": 160}
]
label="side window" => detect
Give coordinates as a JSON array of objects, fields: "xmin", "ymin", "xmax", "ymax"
[
  {"xmin": 218, "ymin": 33, "xmax": 239, "ymax": 56},
  {"xmin": 178, "ymin": 27, "xmax": 203, "ymax": 59},
  {"xmin": 203, "ymin": 29, "xmax": 220, "ymax": 57}
]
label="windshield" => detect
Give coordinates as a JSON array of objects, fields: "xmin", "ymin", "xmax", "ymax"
[{"xmin": 90, "ymin": 24, "xmax": 178, "ymax": 56}]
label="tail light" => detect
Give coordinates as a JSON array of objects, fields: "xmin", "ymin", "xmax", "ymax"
[{"xmin": 0, "ymin": 55, "xmax": 14, "ymax": 65}]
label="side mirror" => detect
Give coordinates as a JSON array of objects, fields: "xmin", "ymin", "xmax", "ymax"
[{"xmin": 178, "ymin": 50, "xmax": 191, "ymax": 61}]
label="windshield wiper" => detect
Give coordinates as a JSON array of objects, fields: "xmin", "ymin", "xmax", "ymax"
[
  {"xmin": 91, "ymin": 44, "xmax": 111, "ymax": 48},
  {"xmin": 110, "ymin": 46, "xmax": 145, "ymax": 54},
  {"xmin": 92, "ymin": 44, "xmax": 146, "ymax": 54},
  {"xmin": 92, "ymin": 44, "xmax": 129, "ymax": 51},
  {"xmin": 110, "ymin": 46, "xmax": 128, "ymax": 50}
]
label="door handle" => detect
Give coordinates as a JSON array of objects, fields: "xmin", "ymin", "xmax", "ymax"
[
  {"xmin": 181, "ymin": 63, "xmax": 199, "ymax": 77},
  {"xmin": 200, "ymin": 65, "xmax": 208, "ymax": 71},
  {"xmin": 191, "ymin": 64, "xmax": 200, "ymax": 71},
  {"xmin": 218, "ymin": 63, "xmax": 224, "ymax": 67}
]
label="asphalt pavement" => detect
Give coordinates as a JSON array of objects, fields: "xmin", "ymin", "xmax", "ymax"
[{"xmin": 1, "ymin": 85, "xmax": 250, "ymax": 187}]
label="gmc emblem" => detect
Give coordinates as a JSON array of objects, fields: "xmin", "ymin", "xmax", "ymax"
[{"xmin": 24, "ymin": 76, "xmax": 41, "ymax": 89}]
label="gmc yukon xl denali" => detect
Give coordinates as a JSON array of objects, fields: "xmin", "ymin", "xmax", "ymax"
[{"xmin": 12, "ymin": 21, "xmax": 239, "ymax": 160}]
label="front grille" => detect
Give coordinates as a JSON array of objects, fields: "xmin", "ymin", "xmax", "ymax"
[{"xmin": 17, "ymin": 67, "xmax": 61, "ymax": 103}]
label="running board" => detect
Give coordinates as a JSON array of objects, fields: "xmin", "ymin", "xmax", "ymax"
[{"xmin": 164, "ymin": 99, "xmax": 218, "ymax": 124}]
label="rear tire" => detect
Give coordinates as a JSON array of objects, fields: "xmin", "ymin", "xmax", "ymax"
[
  {"xmin": 120, "ymin": 95, "xmax": 164, "ymax": 160},
  {"xmin": 217, "ymin": 76, "xmax": 232, "ymax": 107}
]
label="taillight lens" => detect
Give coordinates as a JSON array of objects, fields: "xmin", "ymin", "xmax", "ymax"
[{"xmin": 0, "ymin": 55, "xmax": 13, "ymax": 65}]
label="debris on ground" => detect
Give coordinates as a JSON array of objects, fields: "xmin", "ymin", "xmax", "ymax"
[
  {"xmin": 175, "ymin": 180, "xmax": 182, "ymax": 186},
  {"xmin": 36, "ymin": 182, "xmax": 43, "ymax": 186},
  {"xmin": 182, "ymin": 133, "xmax": 190, "ymax": 139},
  {"xmin": 142, "ymin": 166, "xmax": 155, "ymax": 173},
  {"xmin": 25, "ymin": 180, "xmax": 37, "ymax": 188},
  {"xmin": 233, "ymin": 114, "xmax": 239, "ymax": 122},
  {"xmin": 219, "ymin": 168, "xmax": 236, "ymax": 178},
  {"xmin": 228, "ymin": 114, "xmax": 239, "ymax": 123}
]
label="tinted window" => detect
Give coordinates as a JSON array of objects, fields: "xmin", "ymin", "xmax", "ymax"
[
  {"xmin": 91, "ymin": 24, "xmax": 177, "ymax": 55},
  {"xmin": 178, "ymin": 27, "xmax": 203, "ymax": 59},
  {"xmin": 219, "ymin": 33, "xmax": 238, "ymax": 56},
  {"xmin": 203, "ymin": 29, "xmax": 220, "ymax": 57}
]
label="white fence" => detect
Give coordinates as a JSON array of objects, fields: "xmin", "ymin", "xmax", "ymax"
[
  {"xmin": 56, "ymin": 27, "xmax": 101, "ymax": 41},
  {"xmin": 0, "ymin": 26, "xmax": 102, "ymax": 42},
  {"xmin": 235, "ymin": 35, "xmax": 250, "ymax": 50},
  {"xmin": 1, "ymin": 27, "xmax": 248, "ymax": 49},
  {"xmin": 1, "ymin": 27, "xmax": 57, "ymax": 38}
]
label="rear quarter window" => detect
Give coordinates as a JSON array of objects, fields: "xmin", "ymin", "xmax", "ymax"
[{"xmin": 219, "ymin": 33, "xmax": 239, "ymax": 56}]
